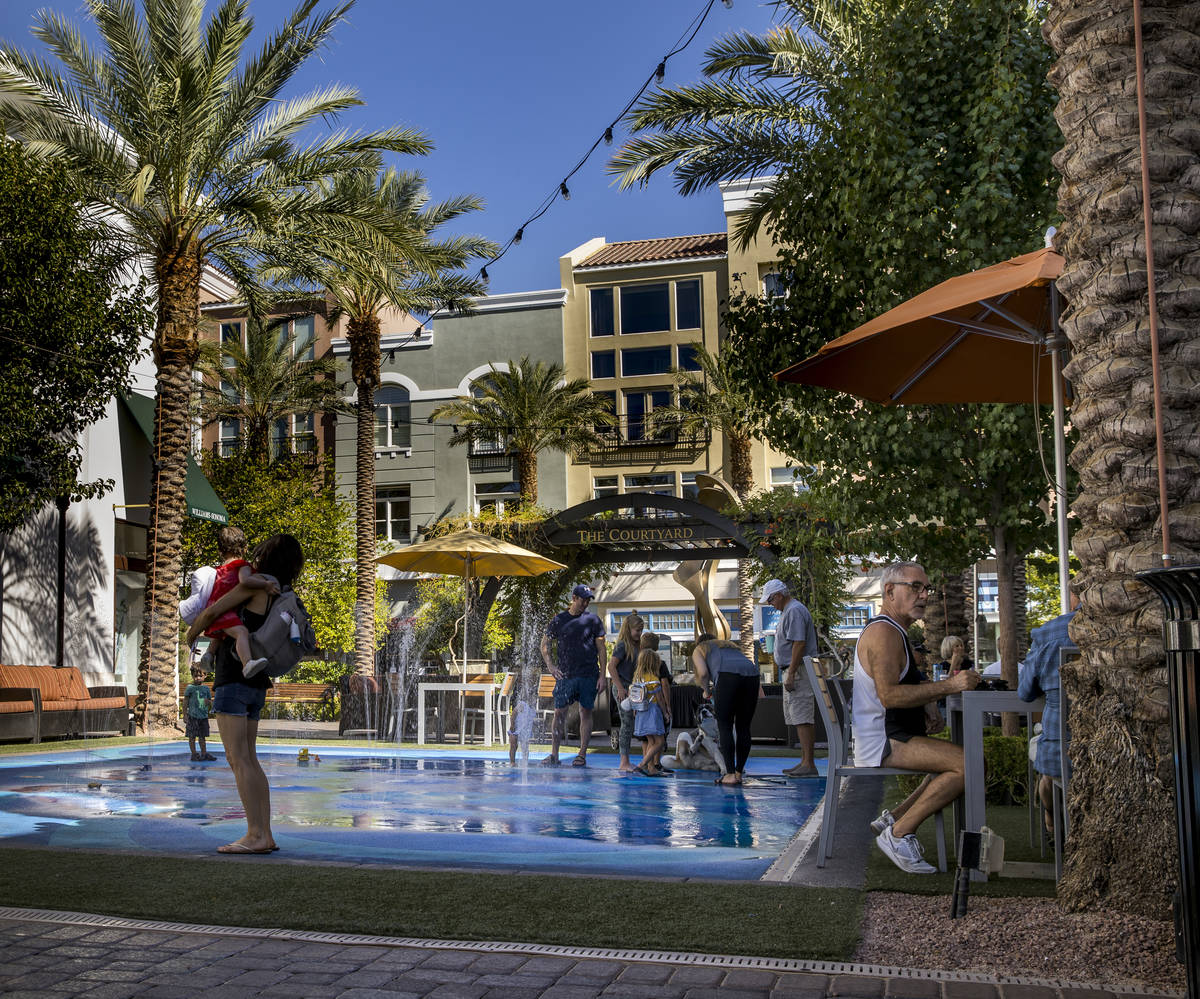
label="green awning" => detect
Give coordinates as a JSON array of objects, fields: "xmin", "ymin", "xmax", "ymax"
[{"xmin": 119, "ymin": 392, "xmax": 229, "ymax": 525}]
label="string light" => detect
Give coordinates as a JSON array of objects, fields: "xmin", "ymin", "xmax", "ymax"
[{"xmin": 471, "ymin": 0, "xmax": 729, "ymax": 286}]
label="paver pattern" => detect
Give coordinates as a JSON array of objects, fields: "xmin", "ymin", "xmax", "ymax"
[{"xmin": 0, "ymin": 915, "xmax": 1181, "ymax": 999}]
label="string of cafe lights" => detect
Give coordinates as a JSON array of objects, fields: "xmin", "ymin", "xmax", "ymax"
[{"xmin": 1, "ymin": 0, "xmax": 738, "ymax": 388}]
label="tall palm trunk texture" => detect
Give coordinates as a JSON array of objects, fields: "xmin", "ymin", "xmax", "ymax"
[
  {"xmin": 730, "ymin": 432, "xmax": 756, "ymax": 659},
  {"xmin": 1045, "ymin": 0, "xmax": 1198, "ymax": 916},
  {"xmin": 517, "ymin": 450, "xmax": 538, "ymax": 507},
  {"xmin": 136, "ymin": 244, "xmax": 202, "ymax": 734},
  {"xmin": 350, "ymin": 314, "xmax": 383, "ymax": 676}
]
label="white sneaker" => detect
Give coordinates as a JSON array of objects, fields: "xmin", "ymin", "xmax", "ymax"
[
  {"xmin": 875, "ymin": 827, "xmax": 937, "ymax": 874},
  {"xmin": 870, "ymin": 808, "xmax": 895, "ymax": 834},
  {"xmin": 242, "ymin": 657, "xmax": 269, "ymax": 679}
]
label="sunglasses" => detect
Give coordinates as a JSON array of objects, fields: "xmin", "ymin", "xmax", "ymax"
[{"xmin": 895, "ymin": 580, "xmax": 936, "ymax": 596}]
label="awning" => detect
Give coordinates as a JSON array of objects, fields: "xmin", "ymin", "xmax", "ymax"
[{"xmin": 119, "ymin": 392, "xmax": 229, "ymax": 525}]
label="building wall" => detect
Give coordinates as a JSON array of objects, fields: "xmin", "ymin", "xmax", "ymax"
[{"xmin": 332, "ymin": 291, "xmax": 569, "ymax": 541}]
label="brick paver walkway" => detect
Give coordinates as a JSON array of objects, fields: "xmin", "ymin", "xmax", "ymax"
[{"xmin": 0, "ymin": 912, "xmax": 1181, "ymax": 999}]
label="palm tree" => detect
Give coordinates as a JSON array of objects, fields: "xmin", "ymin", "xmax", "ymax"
[
  {"xmin": 607, "ymin": 0, "xmax": 851, "ymax": 244},
  {"xmin": 295, "ymin": 162, "xmax": 495, "ymax": 677},
  {"xmin": 430, "ymin": 358, "xmax": 614, "ymax": 509},
  {"xmin": 0, "ymin": 0, "xmax": 428, "ymax": 733},
  {"xmin": 1043, "ymin": 1, "xmax": 1188, "ymax": 916},
  {"xmin": 653, "ymin": 345, "xmax": 764, "ymax": 656},
  {"xmin": 194, "ymin": 313, "xmax": 348, "ymax": 464}
]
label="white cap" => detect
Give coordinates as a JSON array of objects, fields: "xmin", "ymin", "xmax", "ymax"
[{"xmin": 761, "ymin": 578, "xmax": 790, "ymax": 603}]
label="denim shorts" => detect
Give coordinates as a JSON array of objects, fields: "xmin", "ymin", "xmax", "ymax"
[
  {"xmin": 213, "ymin": 683, "xmax": 267, "ymax": 721},
  {"xmin": 553, "ymin": 673, "xmax": 598, "ymax": 711}
]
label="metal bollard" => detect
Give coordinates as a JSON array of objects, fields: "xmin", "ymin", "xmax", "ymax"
[{"xmin": 1136, "ymin": 566, "xmax": 1200, "ymax": 999}]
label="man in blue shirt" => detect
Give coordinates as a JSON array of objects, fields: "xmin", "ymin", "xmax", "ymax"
[
  {"xmin": 541, "ymin": 583, "xmax": 607, "ymax": 766},
  {"xmin": 1019, "ymin": 590, "xmax": 1079, "ymax": 833}
]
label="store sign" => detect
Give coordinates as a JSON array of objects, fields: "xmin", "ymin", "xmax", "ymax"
[{"xmin": 574, "ymin": 525, "xmax": 701, "ymax": 545}]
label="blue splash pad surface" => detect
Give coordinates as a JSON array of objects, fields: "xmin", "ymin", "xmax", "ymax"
[{"xmin": 0, "ymin": 744, "xmax": 824, "ymax": 880}]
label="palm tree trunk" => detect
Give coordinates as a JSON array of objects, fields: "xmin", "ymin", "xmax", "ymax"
[
  {"xmin": 349, "ymin": 313, "xmax": 382, "ymax": 677},
  {"xmin": 1044, "ymin": 0, "xmax": 1187, "ymax": 917},
  {"xmin": 517, "ymin": 450, "xmax": 538, "ymax": 508},
  {"xmin": 729, "ymin": 432, "xmax": 756, "ymax": 658},
  {"xmin": 135, "ymin": 242, "xmax": 202, "ymax": 735}
]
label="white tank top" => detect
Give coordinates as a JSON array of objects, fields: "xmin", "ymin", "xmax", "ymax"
[{"xmin": 852, "ymin": 614, "xmax": 912, "ymax": 767}]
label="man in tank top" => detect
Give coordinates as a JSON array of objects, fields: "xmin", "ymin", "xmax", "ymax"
[{"xmin": 854, "ymin": 561, "xmax": 981, "ymax": 874}]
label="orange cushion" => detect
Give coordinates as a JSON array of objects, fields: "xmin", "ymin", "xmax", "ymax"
[
  {"xmin": 0, "ymin": 665, "xmax": 36, "ymax": 690},
  {"xmin": 0, "ymin": 699, "xmax": 36, "ymax": 714},
  {"xmin": 77, "ymin": 696, "xmax": 127, "ymax": 712}
]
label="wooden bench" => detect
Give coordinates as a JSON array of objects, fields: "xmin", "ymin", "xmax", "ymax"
[{"xmin": 265, "ymin": 682, "xmax": 337, "ymax": 707}]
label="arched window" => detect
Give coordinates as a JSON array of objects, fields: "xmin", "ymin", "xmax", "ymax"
[{"xmin": 375, "ymin": 386, "xmax": 411, "ymax": 449}]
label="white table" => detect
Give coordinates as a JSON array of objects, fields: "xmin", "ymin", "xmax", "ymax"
[
  {"xmin": 416, "ymin": 682, "xmax": 496, "ymax": 745},
  {"xmin": 946, "ymin": 689, "xmax": 1043, "ymax": 880}
]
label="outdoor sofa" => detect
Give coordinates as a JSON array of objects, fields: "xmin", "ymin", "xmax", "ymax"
[{"xmin": 0, "ymin": 664, "xmax": 130, "ymax": 743}]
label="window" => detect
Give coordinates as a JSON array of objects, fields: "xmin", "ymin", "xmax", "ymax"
[
  {"xmin": 218, "ymin": 418, "xmax": 240, "ymax": 456},
  {"xmin": 838, "ymin": 605, "xmax": 871, "ymax": 631},
  {"xmin": 770, "ymin": 465, "xmax": 809, "ymax": 494},
  {"xmin": 623, "ymin": 473, "xmax": 673, "ymax": 494},
  {"xmin": 593, "ymin": 475, "xmax": 618, "ymax": 500},
  {"xmin": 374, "ymin": 387, "xmax": 411, "ymax": 449},
  {"xmin": 376, "ymin": 486, "xmax": 411, "ymax": 541},
  {"xmin": 293, "ymin": 315, "xmax": 315, "ymax": 361},
  {"xmin": 678, "ymin": 343, "xmax": 702, "ymax": 371},
  {"xmin": 621, "ymin": 345, "xmax": 671, "ymax": 377},
  {"xmin": 220, "ymin": 322, "xmax": 242, "ymax": 367},
  {"xmin": 593, "ymin": 391, "xmax": 617, "ymax": 434},
  {"xmin": 675, "ymin": 279, "xmax": 701, "ymax": 329},
  {"xmin": 681, "ymin": 472, "xmax": 700, "ymax": 501},
  {"xmin": 624, "ymin": 388, "xmax": 672, "ymax": 441},
  {"xmin": 620, "ymin": 282, "xmax": 670, "ymax": 334},
  {"xmin": 294, "ymin": 413, "xmax": 316, "ymax": 453},
  {"xmin": 762, "ymin": 271, "xmax": 787, "ymax": 298},
  {"xmin": 591, "ymin": 350, "xmax": 616, "ymax": 379},
  {"xmin": 476, "ymin": 480, "xmax": 520, "ymax": 516},
  {"xmin": 271, "ymin": 417, "xmax": 290, "ymax": 456},
  {"xmin": 590, "ymin": 287, "xmax": 614, "ymax": 336}
]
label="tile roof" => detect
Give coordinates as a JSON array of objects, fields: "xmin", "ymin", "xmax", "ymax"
[{"xmin": 577, "ymin": 233, "xmax": 727, "ymax": 268}]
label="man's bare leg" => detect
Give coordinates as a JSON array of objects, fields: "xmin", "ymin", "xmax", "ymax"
[
  {"xmin": 885, "ymin": 736, "xmax": 965, "ymax": 838},
  {"xmin": 891, "ymin": 774, "xmax": 933, "ymax": 822},
  {"xmin": 577, "ymin": 706, "xmax": 592, "ymax": 756},
  {"xmin": 544, "ymin": 707, "xmax": 566, "ymax": 763}
]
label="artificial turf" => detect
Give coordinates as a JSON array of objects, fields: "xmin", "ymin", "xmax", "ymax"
[{"xmin": 0, "ymin": 847, "xmax": 863, "ymax": 960}]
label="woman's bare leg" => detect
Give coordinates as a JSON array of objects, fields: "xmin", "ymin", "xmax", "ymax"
[{"xmin": 216, "ymin": 712, "xmax": 275, "ymax": 852}]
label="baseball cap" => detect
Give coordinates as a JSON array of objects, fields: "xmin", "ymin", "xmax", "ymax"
[
  {"xmin": 572, "ymin": 584, "xmax": 595, "ymax": 600},
  {"xmin": 761, "ymin": 578, "xmax": 789, "ymax": 603}
]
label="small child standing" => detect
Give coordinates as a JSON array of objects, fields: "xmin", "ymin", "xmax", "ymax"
[
  {"xmin": 631, "ymin": 637, "xmax": 669, "ymax": 777},
  {"xmin": 203, "ymin": 526, "xmax": 276, "ymax": 678},
  {"xmin": 183, "ymin": 667, "xmax": 215, "ymax": 761}
]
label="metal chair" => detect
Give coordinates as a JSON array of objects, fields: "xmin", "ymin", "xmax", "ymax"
[{"xmin": 807, "ymin": 658, "xmax": 947, "ymax": 871}]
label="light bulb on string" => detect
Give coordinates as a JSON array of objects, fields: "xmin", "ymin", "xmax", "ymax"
[
  {"xmin": 604, "ymin": 126, "xmax": 613, "ymax": 145},
  {"xmin": 560, "ymin": 182, "xmax": 570, "ymax": 201},
  {"xmin": 655, "ymin": 61, "xmax": 665, "ymax": 83},
  {"xmin": 481, "ymin": 266, "xmax": 489, "ymax": 281},
  {"xmin": 513, "ymin": 227, "xmax": 524, "ymax": 244}
]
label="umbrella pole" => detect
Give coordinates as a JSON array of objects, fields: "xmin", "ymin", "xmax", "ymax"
[{"xmin": 1050, "ymin": 283, "xmax": 1072, "ymax": 614}]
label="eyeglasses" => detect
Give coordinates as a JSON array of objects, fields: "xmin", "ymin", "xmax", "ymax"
[{"xmin": 895, "ymin": 581, "xmax": 935, "ymax": 597}]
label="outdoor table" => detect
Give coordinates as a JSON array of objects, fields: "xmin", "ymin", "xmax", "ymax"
[
  {"xmin": 416, "ymin": 682, "xmax": 496, "ymax": 746},
  {"xmin": 946, "ymin": 689, "xmax": 1043, "ymax": 881}
]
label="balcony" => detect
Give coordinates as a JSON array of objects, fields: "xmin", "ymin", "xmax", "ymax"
[
  {"xmin": 583, "ymin": 417, "xmax": 711, "ymax": 467},
  {"xmin": 467, "ymin": 436, "xmax": 514, "ymax": 473}
]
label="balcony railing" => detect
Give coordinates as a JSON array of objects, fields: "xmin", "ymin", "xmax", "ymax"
[
  {"xmin": 467, "ymin": 435, "xmax": 514, "ymax": 473},
  {"xmin": 584, "ymin": 417, "xmax": 711, "ymax": 466}
]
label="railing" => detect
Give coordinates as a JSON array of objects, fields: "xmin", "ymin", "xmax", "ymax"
[
  {"xmin": 210, "ymin": 437, "xmax": 321, "ymax": 465},
  {"xmin": 467, "ymin": 435, "xmax": 513, "ymax": 472},
  {"xmin": 584, "ymin": 417, "xmax": 711, "ymax": 465}
]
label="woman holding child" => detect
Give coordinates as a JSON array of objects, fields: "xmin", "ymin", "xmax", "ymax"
[
  {"xmin": 605, "ymin": 613, "xmax": 644, "ymax": 772},
  {"xmin": 186, "ymin": 532, "xmax": 305, "ymax": 855}
]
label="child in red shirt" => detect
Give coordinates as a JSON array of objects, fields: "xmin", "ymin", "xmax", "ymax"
[{"xmin": 203, "ymin": 527, "xmax": 278, "ymax": 677}]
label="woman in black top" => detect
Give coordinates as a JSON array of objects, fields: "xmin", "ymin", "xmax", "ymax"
[{"xmin": 187, "ymin": 534, "xmax": 305, "ymax": 855}]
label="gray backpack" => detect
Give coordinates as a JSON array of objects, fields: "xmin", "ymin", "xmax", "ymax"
[{"xmin": 248, "ymin": 589, "xmax": 317, "ymax": 678}]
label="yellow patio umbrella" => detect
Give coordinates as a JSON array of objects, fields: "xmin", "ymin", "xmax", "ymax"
[{"xmin": 376, "ymin": 528, "xmax": 566, "ymax": 667}]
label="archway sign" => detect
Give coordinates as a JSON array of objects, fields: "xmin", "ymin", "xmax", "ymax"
[{"xmin": 540, "ymin": 493, "xmax": 777, "ymax": 568}]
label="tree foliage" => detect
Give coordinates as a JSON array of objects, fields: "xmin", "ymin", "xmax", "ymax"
[
  {"xmin": 0, "ymin": 138, "xmax": 151, "ymax": 533},
  {"xmin": 718, "ymin": 0, "xmax": 1064, "ymax": 577},
  {"xmin": 181, "ymin": 451, "xmax": 385, "ymax": 658}
]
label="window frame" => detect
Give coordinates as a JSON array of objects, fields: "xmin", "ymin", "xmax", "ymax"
[
  {"xmin": 375, "ymin": 485, "xmax": 412, "ymax": 542},
  {"xmin": 374, "ymin": 386, "xmax": 412, "ymax": 450}
]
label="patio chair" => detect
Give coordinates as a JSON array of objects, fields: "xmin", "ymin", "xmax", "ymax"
[
  {"xmin": 463, "ymin": 671, "xmax": 514, "ymax": 743},
  {"xmin": 807, "ymin": 657, "xmax": 947, "ymax": 871}
]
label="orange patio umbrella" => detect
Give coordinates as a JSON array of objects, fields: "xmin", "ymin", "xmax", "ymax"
[{"xmin": 774, "ymin": 246, "xmax": 1073, "ymax": 612}]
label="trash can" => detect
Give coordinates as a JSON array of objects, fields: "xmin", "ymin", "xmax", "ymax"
[{"xmin": 1136, "ymin": 565, "xmax": 1200, "ymax": 999}]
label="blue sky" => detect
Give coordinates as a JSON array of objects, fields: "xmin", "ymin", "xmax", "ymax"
[{"xmin": 0, "ymin": 0, "xmax": 782, "ymax": 294}]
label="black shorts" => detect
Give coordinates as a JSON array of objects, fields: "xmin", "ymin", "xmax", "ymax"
[{"xmin": 185, "ymin": 715, "xmax": 210, "ymax": 739}]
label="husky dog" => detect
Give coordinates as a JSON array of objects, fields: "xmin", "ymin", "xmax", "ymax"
[{"xmin": 663, "ymin": 703, "xmax": 727, "ymax": 774}]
